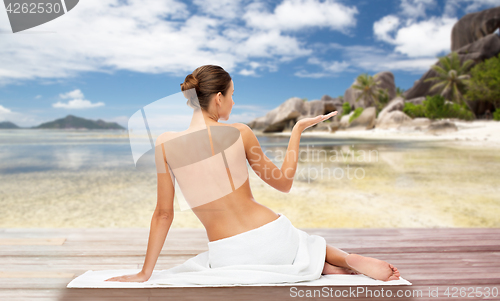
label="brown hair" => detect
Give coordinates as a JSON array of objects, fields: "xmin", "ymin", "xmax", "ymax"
[{"xmin": 180, "ymin": 65, "xmax": 232, "ymax": 110}]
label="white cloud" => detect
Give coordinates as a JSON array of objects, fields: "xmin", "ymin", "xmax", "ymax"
[
  {"xmin": 371, "ymin": 0, "xmax": 500, "ymax": 68},
  {"xmin": 294, "ymin": 70, "xmax": 329, "ymax": 78},
  {"xmin": 236, "ymin": 59, "xmax": 281, "ymax": 76},
  {"xmin": 296, "ymin": 0, "xmax": 476, "ymax": 77},
  {"xmin": 391, "ymin": 16, "xmax": 457, "ymax": 57},
  {"xmin": 320, "ymin": 44, "xmax": 438, "ymax": 74},
  {"xmin": 53, "ymin": 99, "xmax": 105, "ymax": 109},
  {"xmin": 373, "ymin": 15, "xmax": 400, "ymax": 44},
  {"xmin": 0, "ymin": 104, "xmax": 44, "ymax": 127},
  {"xmin": 0, "ymin": 104, "xmax": 12, "ymax": 113},
  {"xmin": 234, "ymin": 28, "xmax": 312, "ymax": 59},
  {"xmin": 444, "ymin": 0, "xmax": 500, "ymax": 16},
  {"xmin": 59, "ymin": 89, "xmax": 85, "ymax": 100},
  {"xmin": 239, "ymin": 69, "xmax": 257, "ymax": 76},
  {"xmin": 400, "ymin": 0, "xmax": 436, "ymax": 18},
  {"xmin": 35, "ymin": 95, "xmax": 42, "ymax": 99},
  {"xmin": 193, "ymin": 0, "xmax": 243, "ymax": 19},
  {"xmin": 53, "ymin": 89, "xmax": 105, "ymax": 109},
  {"xmin": 374, "ymin": 0, "xmax": 458, "ymax": 58},
  {"xmin": 0, "ymin": 0, "xmax": 359, "ymax": 85},
  {"xmin": 243, "ymin": 0, "xmax": 358, "ymax": 33},
  {"xmin": 374, "ymin": 0, "xmax": 499, "ymax": 60},
  {"xmin": 369, "ymin": 57, "xmax": 438, "ymax": 72},
  {"xmin": 294, "ymin": 57, "xmax": 350, "ymax": 78}
]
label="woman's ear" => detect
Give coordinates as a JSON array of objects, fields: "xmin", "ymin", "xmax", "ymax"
[{"xmin": 217, "ymin": 92, "xmax": 222, "ymax": 107}]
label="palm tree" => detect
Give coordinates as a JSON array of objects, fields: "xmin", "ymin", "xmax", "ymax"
[
  {"xmin": 396, "ymin": 87, "xmax": 406, "ymax": 97},
  {"xmin": 424, "ymin": 51, "xmax": 474, "ymax": 111},
  {"xmin": 352, "ymin": 73, "xmax": 385, "ymax": 110}
]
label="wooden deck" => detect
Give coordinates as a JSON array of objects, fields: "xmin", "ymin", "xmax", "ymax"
[{"xmin": 1, "ymin": 228, "xmax": 499, "ymax": 301}]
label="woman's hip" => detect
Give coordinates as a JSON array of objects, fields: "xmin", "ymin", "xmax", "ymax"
[{"xmin": 207, "ymin": 214, "xmax": 300, "ymax": 268}]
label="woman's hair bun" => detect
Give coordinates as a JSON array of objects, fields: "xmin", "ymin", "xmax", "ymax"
[
  {"xmin": 180, "ymin": 65, "xmax": 232, "ymax": 111},
  {"xmin": 181, "ymin": 74, "xmax": 201, "ymax": 109},
  {"xmin": 181, "ymin": 74, "xmax": 199, "ymax": 91}
]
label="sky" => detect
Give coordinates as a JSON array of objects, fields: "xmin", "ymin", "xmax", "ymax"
[{"xmin": 0, "ymin": 0, "xmax": 499, "ymax": 128}]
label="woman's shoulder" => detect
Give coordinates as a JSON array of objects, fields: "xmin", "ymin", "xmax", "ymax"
[
  {"xmin": 155, "ymin": 131, "xmax": 176, "ymax": 146},
  {"xmin": 229, "ymin": 123, "xmax": 252, "ymax": 135},
  {"xmin": 228, "ymin": 123, "xmax": 260, "ymax": 151},
  {"xmin": 154, "ymin": 123, "xmax": 254, "ymax": 147},
  {"xmin": 207, "ymin": 123, "xmax": 254, "ymax": 139}
]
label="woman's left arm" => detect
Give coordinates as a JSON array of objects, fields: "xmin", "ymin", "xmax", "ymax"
[{"xmin": 106, "ymin": 137, "xmax": 175, "ymax": 283}]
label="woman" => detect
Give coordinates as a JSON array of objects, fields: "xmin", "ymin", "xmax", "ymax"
[{"xmin": 106, "ymin": 65, "xmax": 400, "ymax": 284}]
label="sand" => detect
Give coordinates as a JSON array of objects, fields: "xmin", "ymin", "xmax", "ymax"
[
  {"xmin": 1, "ymin": 120, "xmax": 499, "ymax": 229},
  {"xmin": 292, "ymin": 119, "xmax": 500, "ymax": 149}
]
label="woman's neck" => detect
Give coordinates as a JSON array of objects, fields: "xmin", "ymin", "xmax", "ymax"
[{"xmin": 189, "ymin": 108, "xmax": 219, "ymax": 129}]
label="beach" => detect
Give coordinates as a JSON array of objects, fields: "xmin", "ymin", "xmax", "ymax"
[
  {"xmin": 283, "ymin": 119, "xmax": 500, "ymax": 149},
  {"xmin": 1, "ymin": 120, "xmax": 499, "ymax": 229}
]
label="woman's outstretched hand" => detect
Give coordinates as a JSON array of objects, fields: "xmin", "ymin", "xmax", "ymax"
[
  {"xmin": 105, "ymin": 271, "xmax": 150, "ymax": 283},
  {"xmin": 294, "ymin": 111, "xmax": 337, "ymax": 132}
]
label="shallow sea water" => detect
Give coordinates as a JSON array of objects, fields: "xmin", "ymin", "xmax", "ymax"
[{"xmin": 0, "ymin": 129, "xmax": 498, "ymax": 228}]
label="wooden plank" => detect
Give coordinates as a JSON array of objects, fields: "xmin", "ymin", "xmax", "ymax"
[
  {"xmin": 0, "ymin": 271, "xmax": 74, "ymax": 278},
  {"xmin": 3, "ymin": 228, "xmax": 500, "ymax": 237},
  {"xmin": 0, "ymin": 238, "xmax": 66, "ymax": 245},
  {"xmin": 2, "ymin": 285, "xmax": 498, "ymax": 301},
  {"xmin": 0, "ymin": 228, "xmax": 499, "ymax": 301}
]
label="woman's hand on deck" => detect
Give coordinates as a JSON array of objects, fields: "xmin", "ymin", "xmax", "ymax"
[
  {"xmin": 105, "ymin": 271, "xmax": 150, "ymax": 283},
  {"xmin": 294, "ymin": 111, "xmax": 337, "ymax": 132}
]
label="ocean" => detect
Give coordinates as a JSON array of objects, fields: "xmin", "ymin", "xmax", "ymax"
[{"xmin": 0, "ymin": 129, "xmax": 498, "ymax": 228}]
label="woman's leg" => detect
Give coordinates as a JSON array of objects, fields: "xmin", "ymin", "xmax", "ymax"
[
  {"xmin": 325, "ymin": 244, "xmax": 351, "ymax": 269},
  {"xmin": 322, "ymin": 261, "xmax": 359, "ymax": 275},
  {"xmin": 324, "ymin": 244, "xmax": 401, "ymax": 281},
  {"xmin": 322, "ymin": 245, "xmax": 358, "ymax": 275}
]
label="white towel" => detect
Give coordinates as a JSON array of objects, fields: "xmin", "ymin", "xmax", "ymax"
[{"xmin": 67, "ymin": 214, "xmax": 412, "ymax": 288}]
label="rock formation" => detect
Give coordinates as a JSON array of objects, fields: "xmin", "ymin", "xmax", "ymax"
[
  {"xmin": 347, "ymin": 107, "xmax": 377, "ymax": 130},
  {"xmin": 404, "ymin": 6, "xmax": 500, "ymax": 117},
  {"xmin": 247, "ymin": 95, "xmax": 339, "ymax": 133},
  {"xmin": 376, "ymin": 97, "xmax": 405, "ymax": 122},
  {"xmin": 426, "ymin": 120, "xmax": 458, "ymax": 134},
  {"xmin": 376, "ymin": 111, "xmax": 413, "ymax": 130},
  {"xmin": 339, "ymin": 111, "xmax": 354, "ymax": 130},
  {"xmin": 398, "ymin": 117, "xmax": 432, "ymax": 131},
  {"xmin": 405, "ymin": 97, "xmax": 426, "ymax": 106},
  {"xmin": 33, "ymin": 115, "xmax": 125, "ymax": 130},
  {"xmin": 0, "ymin": 121, "xmax": 20, "ymax": 129},
  {"xmin": 451, "ymin": 6, "xmax": 500, "ymax": 51}
]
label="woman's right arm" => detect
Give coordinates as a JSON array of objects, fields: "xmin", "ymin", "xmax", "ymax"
[
  {"xmin": 105, "ymin": 137, "xmax": 175, "ymax": 283},
  {"xmin": 140, "ymin": 138, "xmax": 176, "ymax": 278},
  {"xmin": 237, "ymin": 111, "xmax": 337, "ymax": 193}
]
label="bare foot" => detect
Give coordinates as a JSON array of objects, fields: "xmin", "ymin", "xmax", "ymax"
[
  {"xmin": 322, "ymin": 262, "xmax": 360, "ymax": 275},
  {"xmin": 344, "ymin": 254, "xmax": 400, "ymax": 281}
]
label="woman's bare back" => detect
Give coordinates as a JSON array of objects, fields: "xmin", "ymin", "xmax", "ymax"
[
  {"xmin": 192, "ymin": 177, "xmax": 280, "ymax": 242},
  {"xmin": 157, "ymin": 121, "xmax": 280, "ymax": 242}
]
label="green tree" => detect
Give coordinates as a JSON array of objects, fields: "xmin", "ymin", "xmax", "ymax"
[
  {"xmin": 349, "ymin": 107, "xmax": 364, "ymax": 122},
  {"xmin": 403, "ymin": 95, "xmax": 474, "ymax": 120},
  {"xmin": 493, "ymin": 110, "xmax": 500, "ymax": 121},
  {"xmin": 464, "ymin": 53, "xmax": 500, "ymax": 110},
  {"xmin": 352, "ymin": 73, "xmax": 386, "ymax": 110},
  {"xmin": 372, "ymin": 88, "xmax": 390, "ymax": 117},
  {"xmin": 340, "ymin": 102, "xmax": 351, "ymax": 118},
  {"xmin": 396, "ymin": 87, "xmax": 406, "ymax": 98},
  {"xmin": 424, "ymin": 51, "xmax": 474, "ymax": 113}
]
